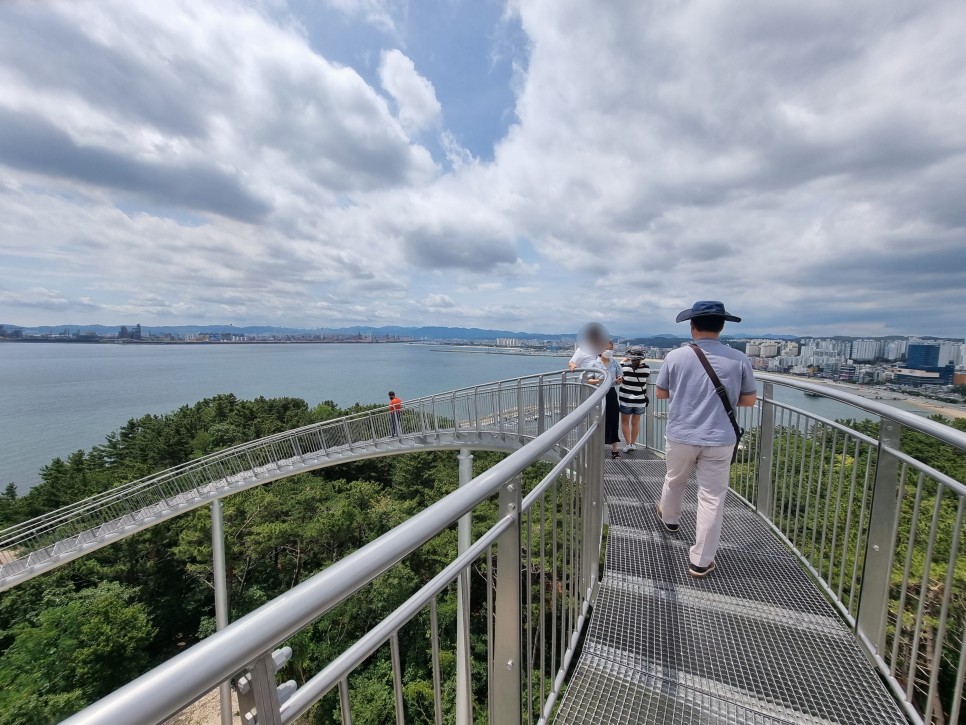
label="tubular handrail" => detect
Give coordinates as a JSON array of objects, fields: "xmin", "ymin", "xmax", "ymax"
[
  {"xmin": 757, "ymin": 372, "xmax": 966, "ymax": 449},
  {"xmin": 749, "ymin": 374, "xmax": 964, "ymax": 725},
  {"xmin": 279, "ymin": 513, "xmax": 515, "ymax": 722},
  {"xmin": 1, "ymin": 371, "xmax": 570, "ymax": 540},
  {"xmin": 644, "ymin": 371, "xmax": 965, "ymax": 725},
  {"xmin": 25, "ymin": 368, "xmax": 966, "ymax": 725},
  {"xmin": 60, "ymin": 369, "xmax": 611, "ymax": 725},
  {"xmin": 0, "ymin": 370, "xmax": 592, "ymax": 587}
]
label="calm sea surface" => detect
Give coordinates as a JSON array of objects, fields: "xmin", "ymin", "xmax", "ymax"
[{"xmin": 0, "ymin": 343, "xmax": 930, "ymax": 492}]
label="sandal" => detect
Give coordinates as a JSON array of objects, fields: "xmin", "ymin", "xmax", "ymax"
[
  {"xmin": 611, "ymin": 451, "xmax": 621, "ymax": 459},
  {"xmin": 656, "ymin": 505, "xmax": 679, "ymax": 533}
]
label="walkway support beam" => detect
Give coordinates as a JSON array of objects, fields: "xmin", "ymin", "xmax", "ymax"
[
  {"xmin": 580, "ymin": 403, "xmax": 604, "ymax": 598},
  {"xmin": 456, "ymin": 449, "xmax": 474, "ymax": 725},
  {"xmin": 756, "ymin": 381, "xmax": 776, "ymax": 518},
  {"xmin": 492, "ymin": 476, "xmax": 522, "ymax": 725},
  {"xmin": 211, "ymin": 499, "xmax": 233, "ymax": 725},
  {"xmin": 856, "ymin": 417, "xmax": 901, "ymax": 654}
]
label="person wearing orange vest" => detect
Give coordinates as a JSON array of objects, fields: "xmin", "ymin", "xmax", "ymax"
[{"xmin": 388, "ymin": 391, "xmax": 402, "ymax": 436}]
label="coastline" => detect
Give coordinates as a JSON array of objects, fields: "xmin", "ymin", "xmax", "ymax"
[{"xmin": 769, "ymin": 374, "xmax": 966, "ymax": 421}]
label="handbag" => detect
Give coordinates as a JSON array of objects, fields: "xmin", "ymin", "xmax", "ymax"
[{"xmin": 690, "ymin": 344, "xmax": 744, "ymax": 464}]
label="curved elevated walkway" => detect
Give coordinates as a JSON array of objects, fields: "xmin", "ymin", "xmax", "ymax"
[
  {"xmin": 553, "ymin": 453, "xmax": 906, "ymax": 724},
  {"xmin": 11, "ymin": 371, "xmax": 962, "ymax": 724},
  {"xmin": 0, "ymin": 373, "xmax": 585, "ymax": 592}
]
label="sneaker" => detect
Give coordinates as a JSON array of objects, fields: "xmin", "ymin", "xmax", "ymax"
[
  {"xmin": 688, "ymin": 561, "xmax": 717, "ymax": 578},
  {"xmin": 622, "ymin": 444, "xmax": 636, "ymax": 453},
  {"xmin": 655, "ymin": 505, "xmax": 678, "ymax": 533}
]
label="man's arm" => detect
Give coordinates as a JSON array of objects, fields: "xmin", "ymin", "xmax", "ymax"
[
  {"xmin": 655, "ymin": 387, "xmax": 670, "ymax": 400},
  {"xmin": 737, "ymin": 358, "xmax": 757, "ymax": 406}
]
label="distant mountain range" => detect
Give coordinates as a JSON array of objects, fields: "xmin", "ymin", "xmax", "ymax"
[
  {"xmin": 3, "ymin": 323, "xmax": 573, "ymax": 340},
  {"xmin": 4, "ymin": 323, "xmax": 949, "ymax": 343}
]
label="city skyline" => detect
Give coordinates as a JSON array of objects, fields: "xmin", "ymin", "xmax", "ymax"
[
  {"xmin": 1, "ymin": 2, "xmax": 965, "ymax": 336},
  {"xmin": 2, "ymin": 321, "xmax": 963, "ymax": 344}
]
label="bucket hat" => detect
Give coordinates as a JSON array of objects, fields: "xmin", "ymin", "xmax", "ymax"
[{"xmin": 675, "ymin": 300, "xmax": 741, "ymax": 323}]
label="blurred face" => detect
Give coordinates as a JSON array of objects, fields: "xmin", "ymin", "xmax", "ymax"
[{"xmin": 577, "ymin": 322, "xmax": 610, "ymax": 354}]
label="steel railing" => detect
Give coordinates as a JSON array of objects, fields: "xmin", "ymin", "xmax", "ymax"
[
  {"xmin": 0, "ymin": 371, "xmax": 592, "ymax": 591},
  {"xmin": 60, "ymin": 370, "xmax": 610, "ymax": 725},
  {"xmin": 15, "ymin": 367, "xmax": 966, "ymax": 724},
  {"xmin": 645, "ymin": 373, "xmax": 966, "ymax": 725}
]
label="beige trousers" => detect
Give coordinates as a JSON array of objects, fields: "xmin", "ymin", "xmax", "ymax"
[{"xmin": 660, "ymin": 439, "xmax": 734, "ymax": 567}]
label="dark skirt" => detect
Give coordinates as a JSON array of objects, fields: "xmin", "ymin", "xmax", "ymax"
[{"xmin": 604, "ymin": 387, "xmax": 620, "ymax": 444}]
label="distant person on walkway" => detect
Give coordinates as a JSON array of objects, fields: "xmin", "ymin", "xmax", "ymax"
[
  {"xmin": 588, "ymin": 348, "xmax": 623, "ymax": 458},
  {"xmin": 655, "ymin": 301, "xmax": 757, "ymax": 577},
  {"xmin": 569, "ymin": 322, "xmax": 609, "ymax": 371},
  {"xmin": 388, "ymin": 391, "xmax": 402, "ymax": 436},
  {"xmin": 619, "ymin": 347, "xmax": 650, "ymax": 453}
]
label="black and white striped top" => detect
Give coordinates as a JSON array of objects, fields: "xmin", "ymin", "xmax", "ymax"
[{"xmin": 619, "ymin": 361, "xmax": 650, "ymax": 406}]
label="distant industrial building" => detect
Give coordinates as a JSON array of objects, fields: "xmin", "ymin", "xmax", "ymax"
[{"xmin": 906, "ymin": 342, "xmax": 940, "ymax": 370}]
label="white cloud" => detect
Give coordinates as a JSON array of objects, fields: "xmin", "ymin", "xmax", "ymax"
[
  {"xmin": 323, "ymin": 0, "xmax": 406, "ymax": 37},
  {"xmin": 0, "ymin": 1, "xmax": 965, "ymax": 336},
  {"xmin": 378, "ymin": 49, "xmax": 442, "ymax": 134},
  {"xmin": 420, "ymin": 293, "xmax": 455, "ymax": 309}
]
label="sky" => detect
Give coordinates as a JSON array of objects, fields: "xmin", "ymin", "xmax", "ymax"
[{"xmin": 0, "ymin": 1, "xmax": 964, "ymax": 337}]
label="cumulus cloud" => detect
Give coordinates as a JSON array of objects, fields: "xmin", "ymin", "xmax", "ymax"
[
  {"xmin": 420, "ymin": 293, "xmax": 456, "ymax": 309},
  {"xmin": 0, "ymin": 1, "xmax": 436, "ymax": 209},
  {"xmin": 474, "ymin": 0, "xmax": 966, "ymax": 334},
  {"xmin": 379, "ymin": 49, "xmax": 442, "ymax": 134},
  {"xmin": 0, "ymin": 0, "xmax": 964, "ymax": 335}
]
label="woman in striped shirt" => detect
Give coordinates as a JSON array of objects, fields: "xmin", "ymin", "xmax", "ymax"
[{"xmin": 619, "ymin": 346, "xmax": 650, "ymax": 452}]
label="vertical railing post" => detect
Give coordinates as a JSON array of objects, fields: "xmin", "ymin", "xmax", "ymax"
[
  {"xmin": 537, "ymin": 376, "xmax": 546, "ymax": 436},
  {"xmin": 856, "ymin": 417, "xmax": 902, "ymax": 654},
  {"xmin": 367, "ymin": 411, "xmax": 378, "ymax": 445},
  {"xmin": 516, "ymin": 379, "xmax": 525, "ymax": 444},
  {"xmin": 559, "ymin": 372, "xmax": 569, "ymax": 422},
  {"xmin": 756, "ymin": 382, "xmax": 776, "ymax": 518},
  {"xmin": 581, "ymin": 411, "xmax": 604, "ymax": 599},
  {"xmin": 210, "ymin": 499, "xmax": 232, "ymax": 725},
  {"xmin": 456, "ymin": 449, "xmax": 474, "ymax": 725},
  {"xmin": 492, "ymin": 476, "xmax": 522, "ymax": 725},
  {"xmin": 645, "ymin": 382, "xmax": 657, "ymax": 452}
]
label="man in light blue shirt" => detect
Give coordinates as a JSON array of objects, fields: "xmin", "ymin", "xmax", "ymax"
[{"xmin": 654, "ymin": 301, "xmax": 757, "ymax": 577}]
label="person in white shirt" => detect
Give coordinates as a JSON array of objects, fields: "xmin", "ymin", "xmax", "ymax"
[
  {"xmin": 568, "ymin": 322, "xmax": 609, "ymax": 372},
  {"xmin": 587, "ymin": 349, "xmax": 624, "ymax": 458}
]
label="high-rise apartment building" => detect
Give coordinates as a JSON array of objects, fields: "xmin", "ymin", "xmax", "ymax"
[
  {"xmin": 938, "ymin": 341, "xmax": 959, "ymax": 366},
  {"xmin": 883, "ymin": 339, "xmax": 908, "ymax": 361},
  {"xmin": 850, "ymin": 339, "xmax": 881, "ymax": 362}
]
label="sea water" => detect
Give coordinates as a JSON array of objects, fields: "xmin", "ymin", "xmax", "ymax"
[{"xmin": 0, "ymin": 342, "xmax": 930, "ymax": 491}]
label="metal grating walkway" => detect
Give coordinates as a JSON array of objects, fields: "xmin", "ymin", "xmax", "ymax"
[{"xmin": 553, "ymin": 454, "xmax": 908, "ymax": 724}]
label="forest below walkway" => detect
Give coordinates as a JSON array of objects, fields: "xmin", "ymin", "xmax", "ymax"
[{"xmin": 0, "ymin": 394, "xmax": 537, "ymax": 724}]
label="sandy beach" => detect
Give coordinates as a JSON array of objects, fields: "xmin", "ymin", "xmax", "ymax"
[{"xmin": 895, "ymin": 398, "xmax": 966, "ymax": 421}]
